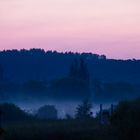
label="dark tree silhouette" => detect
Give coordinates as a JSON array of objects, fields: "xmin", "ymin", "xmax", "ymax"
[
  {"xmin": 37, "ymin": 105, "xmax": 58, "ymax": 120},
  {"xmin": 79, "ymin": 58, "xmax": 89, "ymax": 83},
  {"xmin": 0, "ymin": 103, "xmax": 30, "ymax": 122},
  {"xmin": 111, "ymin": 98, "xmax": 140, "ymax": 140},
  {"xmin": 69, "ymin": 59, "xmax": 79, "ymax": 78},
  {"xmin": 75, "ymin": 100, "xmax": 93, "ymax": 120},
  {"xmin": 69, "ymin": 58, "xmax": 89, "ymax": 83}
]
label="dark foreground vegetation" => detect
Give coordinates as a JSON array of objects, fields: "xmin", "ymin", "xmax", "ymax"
[{"xmin": 0, "ymin": 98, "xmax": 140, "ymax": 140}]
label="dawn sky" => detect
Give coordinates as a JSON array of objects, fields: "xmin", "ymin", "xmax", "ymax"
[{"xmin": 0, "ymin": 0, "xmax": 140, "ymax": 59}]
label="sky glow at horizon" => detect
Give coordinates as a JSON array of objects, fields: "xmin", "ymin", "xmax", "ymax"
[{"xmin": 0, "ymin": 0, "xmax": 140, "ymax": 59}]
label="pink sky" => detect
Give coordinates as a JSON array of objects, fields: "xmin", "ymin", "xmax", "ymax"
[{"xmin": 0, "ymin": 0, "xmax": 140, "ymax": 59}]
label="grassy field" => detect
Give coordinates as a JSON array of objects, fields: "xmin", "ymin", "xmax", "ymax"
[{"xmin": 3, "ymin": 119, "xmax": 115, "ymax": 140}]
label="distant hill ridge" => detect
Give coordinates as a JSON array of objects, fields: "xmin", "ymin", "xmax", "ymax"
[{"xmin": 0, "ymin": 48, "xmax": 140, "ymax": 84}]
